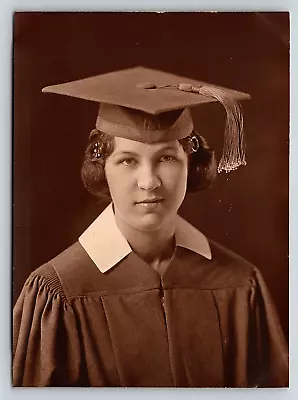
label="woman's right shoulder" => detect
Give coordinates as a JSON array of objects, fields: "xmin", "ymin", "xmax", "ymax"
[
  {"xmin": 31, "ymin": 241, "xmax": 85, "ymax": 276},
  {"xmin": 28, "ymin": 241, "xmax": 103, "ymax": 301}
]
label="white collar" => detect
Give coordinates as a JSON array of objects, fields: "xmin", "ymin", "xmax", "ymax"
[{"xmin": 79, "ymin": 203, "xmax": 212, "ymax": 273}]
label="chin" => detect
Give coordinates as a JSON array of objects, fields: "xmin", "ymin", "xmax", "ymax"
[{"xmin": 132, "ymin": 213, "xmax": 167, "ymax": 232}]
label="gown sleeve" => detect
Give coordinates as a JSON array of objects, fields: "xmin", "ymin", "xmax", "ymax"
[
  {"xmin": 212, "ymin": 265, "xmax": 288, "ymax": 388},
  {"xmin": 248, "ymin": 267, "xmax": 289, "ymax": 387},
  {"xmin": 13, "ymin": 265, "xmax": 81, "ymax": 387}
]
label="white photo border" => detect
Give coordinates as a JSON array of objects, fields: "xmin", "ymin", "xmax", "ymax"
[{"xmin": 2, "ymin": 1, "xmax": 297, "ymax": 399}]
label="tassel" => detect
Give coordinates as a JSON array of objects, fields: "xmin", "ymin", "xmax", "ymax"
[{"xmin": 177, "ymin": 83, "xmax": 247, "ymax": 173}]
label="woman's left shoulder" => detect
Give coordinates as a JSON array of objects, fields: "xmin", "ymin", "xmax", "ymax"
[{"xmin": 207, "ymin": 239, "xmax": 261, "ymax": 287}]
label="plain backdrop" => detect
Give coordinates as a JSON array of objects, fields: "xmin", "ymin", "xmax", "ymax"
[{"xmin": 13, "ymin": 11, "xmax": 289, "ymax": 338}]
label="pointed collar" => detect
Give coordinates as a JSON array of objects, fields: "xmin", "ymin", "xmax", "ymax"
[{"xmin": 79, "ymin": 203, "xmax": 212, "ymax": 273}]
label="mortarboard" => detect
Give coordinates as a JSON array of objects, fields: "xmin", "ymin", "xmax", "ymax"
[{"xmin": 42, "ymin": 66, "xmax": 250, "ymax": 173}]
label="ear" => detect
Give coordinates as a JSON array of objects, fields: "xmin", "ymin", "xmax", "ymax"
[{"xmin": 193, "ymin": 130, "xmax": 211, "ymax": 150}]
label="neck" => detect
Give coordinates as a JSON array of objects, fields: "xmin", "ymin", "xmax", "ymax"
[{"xmin": 114, "ymin": 212, "xmax": 176, "ymax": 265}]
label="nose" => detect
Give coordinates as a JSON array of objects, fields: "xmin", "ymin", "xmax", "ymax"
[{"xmin": 137, "ymin": 163, "xmax": 161, "ymax": 191}]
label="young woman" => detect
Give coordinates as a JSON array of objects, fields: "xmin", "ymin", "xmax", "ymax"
[{"xmin": 13, "ymin": 67, "xmax": 288, "ymax": 387}]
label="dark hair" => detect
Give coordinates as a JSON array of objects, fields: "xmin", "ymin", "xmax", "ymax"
[{"xmin": 81, "ymin": 128, "xmax": 217, "ymax": 199}]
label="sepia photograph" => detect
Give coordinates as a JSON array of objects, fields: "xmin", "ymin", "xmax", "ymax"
[{"xmin": 13, "ymin": 12, "xmax": 289, "ymax": 387}]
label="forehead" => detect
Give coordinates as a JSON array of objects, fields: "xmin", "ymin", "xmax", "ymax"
[{"xmin": 112, "ymin": 136, "xmax": 182, "ymax": 155}]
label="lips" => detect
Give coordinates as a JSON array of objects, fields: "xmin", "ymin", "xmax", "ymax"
[{"xmin": 136, "ymin": 197, "xmax": 164, "ymax": 204}]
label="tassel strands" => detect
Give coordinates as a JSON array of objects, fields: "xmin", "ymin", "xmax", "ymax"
[{"xmin": 177, "ymin": 83, "xmax": 247, "ymax": 173}]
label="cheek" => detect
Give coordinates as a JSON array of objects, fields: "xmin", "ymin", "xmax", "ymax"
[
  {"xmin": 161, "ymin": 162, "xmax": 188, "ymax": 187},
  {"xmin": 105, "ymin": 165, "xmax": 132, "ymax": 203},
  {"xmin": 104, "ymin": 164, "xmax": 117, "ymax": 198},
  {"xmin": 176, "ymin": 167, "xmax": 188, "ymax": 196}
]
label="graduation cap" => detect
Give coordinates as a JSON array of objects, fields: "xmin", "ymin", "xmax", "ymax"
[{"xmin": 42, "ymin": 66, "xmax": 250, "ymax": 173}]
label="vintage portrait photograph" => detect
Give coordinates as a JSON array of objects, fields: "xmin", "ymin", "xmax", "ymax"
[{"xmin": 13, "ymin": 12, "xmax": 289, "ymax": 388}]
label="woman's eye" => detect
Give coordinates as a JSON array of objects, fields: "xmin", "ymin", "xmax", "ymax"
[
  {"xmin": 160, "ymin": 155, "xmax": 176, "ymax": 163},
  {"xmin": 121, "ymin": 158, "xmax": 137, "ymax": 166}
]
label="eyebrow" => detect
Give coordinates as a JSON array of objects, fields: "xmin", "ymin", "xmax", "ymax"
[
  {"xmin": 112, "ymin": 145, "xmax": 179, "ymax": 157},
  {"xmin": 111, "ymin": 151, "xmax": 139, "ymax": 157},
  {"xmin": 156, "ymin": 145, "xmax": 179, "ymax": 152}
]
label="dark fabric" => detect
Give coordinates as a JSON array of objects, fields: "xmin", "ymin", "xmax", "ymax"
[{"xmin": 13, "ymin": 240, "xmax": 288, "ymax": 387}]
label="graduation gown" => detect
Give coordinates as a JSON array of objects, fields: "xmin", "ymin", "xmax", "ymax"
[{"xmin": 13, "ymin": 239, "xmax": 288, "ymax": 387}]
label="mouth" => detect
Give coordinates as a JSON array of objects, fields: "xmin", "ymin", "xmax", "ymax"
[{"xmin": 136, "ymin": 197, "xmax": 164, "ymax": 205}]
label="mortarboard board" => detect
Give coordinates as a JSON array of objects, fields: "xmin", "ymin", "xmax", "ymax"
[{"xmin": 42, "ymin": 66, "xmax": 250, "ymax": 173}]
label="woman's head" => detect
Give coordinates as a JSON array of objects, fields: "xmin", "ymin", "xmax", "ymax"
[
  {"xmin": 81, "ymin": 129, "xmax": 217, "ymax": 230},
  {"xmin": 45, "ymin": 67, "xmax": 248, "ymax": 201}
]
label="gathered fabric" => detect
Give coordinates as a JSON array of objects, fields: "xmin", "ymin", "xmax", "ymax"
[{"xmin": 13, "ymin": 240, "xmax": 288, "ymax": 387}]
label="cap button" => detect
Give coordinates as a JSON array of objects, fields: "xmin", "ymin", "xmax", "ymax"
[{"xmin": 137, "ymin": 82, "xmax": 156, "ymax": 89}]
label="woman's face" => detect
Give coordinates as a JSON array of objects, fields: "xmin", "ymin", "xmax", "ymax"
[{"xmin": 104, "ymin": 136, "xmax": 188, "ymax": 232}]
